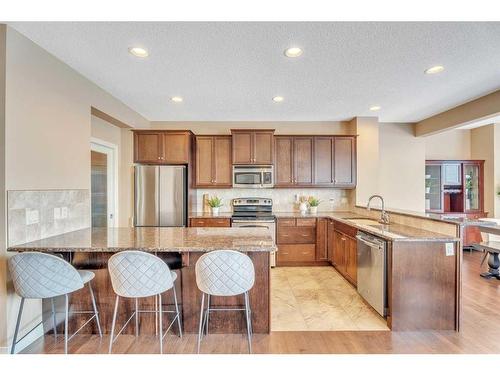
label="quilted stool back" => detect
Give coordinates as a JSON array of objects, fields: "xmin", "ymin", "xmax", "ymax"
[
  {"xmin": 108, "ymin": 251, "xmax": 174, "ymax": 298},
  {"xmin": 195, "ymin": 250, "xmax": 255, "ymax": 296},
  {"xmin": 8, "ymin": 252, "xmax": 84, "ymax": 299}
]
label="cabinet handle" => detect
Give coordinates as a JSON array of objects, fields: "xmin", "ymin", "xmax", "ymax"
[
  {"xmin": 341, "ymin": 237, "xmax": 346, "ymax": 241},
  {"xmin": 301, "ymin": 252, "xmax": 310, "ymax": 255},
  {"xmin": 301, "ymin": 234, "xmax": 309, "ymax": 237},
  {"xmin": 282, "ymin": 234, "xmax": 289, "ymax": 237},
  {"xmin": 197, "ymin": 221, "xmax": 204, "ymax": 224}
]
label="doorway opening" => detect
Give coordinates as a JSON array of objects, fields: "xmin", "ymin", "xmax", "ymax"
[{"xmin": 91, "ymin": 139, "xmax": 118, "ymax": 227}]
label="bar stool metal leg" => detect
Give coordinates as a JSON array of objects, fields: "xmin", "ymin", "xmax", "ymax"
[
  {"xmin": 173, "ymin": 286, "xmax": 182, "ymax": 337},
  {"xmin": 244, "ymin": 292, "xmax": 252, "ymax": 354},
  {"xmin": 197, "ymin": 293, "xmax": 205, "ymax": 354},
  {"xmin": 245, "ymin": 292, "xmax": 253, "ymax": 336},
  {"xmin": 135, "ymin": 298, "xmax": 139, "ymax": 337},
  {"xmin": 50, "ymin": 297, "xmax": 58, "ymax": 339},
  {"xmin": 64, "ymin": 294, "xmax": 69, "ymax": 354},
  {"xmin": 88, "ymin": 283, "xmax": 102, "ymax": 337},
  {"xmin": 10, "ymin": 297, "xmax": 25, "ymax": 354},
  {"xmin": 158, "ymin": 293, "xmax": 163, "ymax": 354},
  {"xmin": 109, "ymin": 295, "xmax": 119, "ymax": 354},
  {"xmin": 205, "ymin": 294, "xmax": 210, "ymax": 335}
]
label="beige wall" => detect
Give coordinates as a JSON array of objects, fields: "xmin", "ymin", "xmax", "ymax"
[
  {"xmin": 471, "ymin": 125, "xmax": 495, "ymax": 216},
  {"xmin": 0, "ymin": 24, "xmax": 7, "ymax": 352},
  {"xmin": 1, "ymin": 26, "xmax": 147, "ymax": 351},
  {"xmin": 425, "ymin": 129, "xmax": 471, "ymax": 160},
  {"xmin": 151, "ymin": 121, "xmax": 354, "ymax": 135},
  {"xmin": 379, "ymin": 123, "xmax": 426, "ymax": 212},
  {"xmin": 416, "ymin": 90, "xmax": 500, "ymax": 136}
]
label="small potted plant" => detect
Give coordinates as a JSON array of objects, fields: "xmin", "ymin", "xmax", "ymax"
[
  {"xmin": 207, "ymin": 196, "xmax": 223, "ymax": 216},
  {"xmin": 308, "ymin": 196, "xmax": 321, "ymax": 214}
]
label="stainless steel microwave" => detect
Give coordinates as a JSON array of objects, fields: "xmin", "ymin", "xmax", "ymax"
[{"xmin": 233, "ymin": 165, "xmax": 274, "ymax": 188}]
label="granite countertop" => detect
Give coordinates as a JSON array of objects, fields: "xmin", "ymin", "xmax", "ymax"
[
  {"xmin": 274, "ymin": 211, "xmax": 459, "ymax": 242},
  {"xmin": 7, "ymin": 227, "xmax": 276, "ymax": 253}
]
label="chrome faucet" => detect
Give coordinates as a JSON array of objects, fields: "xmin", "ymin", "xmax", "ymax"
[{"xmin": 367, "ymin": 195, "xmax": 390, "ymax": 224}]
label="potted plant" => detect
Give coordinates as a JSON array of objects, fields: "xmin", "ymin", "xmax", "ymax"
[
  {"xmin": 308, "ymin": 196, "xmax": 321, "ymax": 214},
  {"xmin": 207, "ymin": 196, "xmax": 223, "ymax": 216}
]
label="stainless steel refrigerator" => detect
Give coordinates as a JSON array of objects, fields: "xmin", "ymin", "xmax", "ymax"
[{"xmin": 134, "ymin": 165, "xmax": 187, "ymax": 227}]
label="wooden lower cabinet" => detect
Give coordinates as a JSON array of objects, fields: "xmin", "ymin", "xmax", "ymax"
[
  {"xmin": 278, "ymin": 244, "xmax": 316, "ymax": 263},
  {"xmin": 332, "ymin": 228, "xmax": 357, "ymax": 286},
  {"xmin": 189, "ymin": 218, "xmax": 231, "ymax": 227}
]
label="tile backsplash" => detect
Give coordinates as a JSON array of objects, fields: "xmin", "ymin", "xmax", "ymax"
[
  {"xmin": 195, "ymin": 188, "xmax": 352, "ymax": 212},
  {"xmin": 7, "ymin": 189, "xmax": 90, "ymax": 246}
]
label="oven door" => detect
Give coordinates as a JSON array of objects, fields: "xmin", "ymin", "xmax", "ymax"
[
  {"xmin": 232, "ymin": 219, "xmax": 277, "ymax": 267},
  {"xmin": 233, "ymin": 169, "xmax": 263, "ymax": 188}
]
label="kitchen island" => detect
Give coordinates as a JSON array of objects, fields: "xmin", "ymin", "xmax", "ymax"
[{"xmin": 8, "ymin": 227, "xmax": 276, "ymax": 335}]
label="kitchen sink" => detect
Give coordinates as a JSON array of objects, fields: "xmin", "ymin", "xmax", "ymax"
[{"xmin": 345, "ymin": 218, "xmax": 382, "ymax": 226}]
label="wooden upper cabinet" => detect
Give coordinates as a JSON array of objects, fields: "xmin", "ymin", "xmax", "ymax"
[
  {"xmin": 294, "ymin": 137, "xmax": 314, "ymax": 185},
  {"xmin": 314, "ymin": 137, "xmax": 334, "ymax": 185},
  {"xmin": 194, "ymin": 135, "xmax": 232, "ymax": 187},
  {"xmin": 231, "ymin": 129, "xmax": 274, "ymax": 165},
  {"xmin": 333, "ymin": 137, "xmax": 356, "ymax": 187},
  {"xmin": 213, "ymin": 136, "xmax": 232, "ymax": 186},
  {"xmin": 134, "ymin": 132, "xmax": 163, "ymax": 163},
  {"xmin": 275, "ymin": 137, "xmax": 294, "ymax": 186},
  {"xmin": 134, "ymin": 130, "xmax": 191, "ymax": 164},
  {"xmin": 195, "ymin": 136, "xmax": 214, "ymax": 185}
]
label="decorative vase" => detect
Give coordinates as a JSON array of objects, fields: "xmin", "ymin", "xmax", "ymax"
[
  {"xmin": 309, "ymin": 206, "xmax": 318, "ymax": 214},
  {"xmin": 211, "ymin": 207, "xmax": 220, "ymax": 216},
  {"xmin": 299, "ymin": 202, "xmax": 308, "ymax": 213},
  {"xmin": 425, "ymin": 187, "xmax": 431, "ymax": 194}
]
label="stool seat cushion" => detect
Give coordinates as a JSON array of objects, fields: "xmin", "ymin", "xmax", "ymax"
[{"xmin": 78, "ymin": 270, "xmax": 95, "ymax": 284}]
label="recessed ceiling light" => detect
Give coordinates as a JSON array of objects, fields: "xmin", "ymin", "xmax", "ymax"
[
  {"xmin": 369, "ymin": 105, "xmax": 381, "ymax": 111},
  {"xmin": 273, "ymin": 96, "xmax": 284, "ymax": 103},
  {"xmin": 284, "ymin": 47, "xmax": 303, "ymax": 58},
  {"xmin": 425, "ymin": 65, "xmax": 444, "ymax": 74},
  {"xmin": 171, "ymin": 96, "xmax": 183, "ymax": 103},
  {"xmin": 128, "ymin": 47, "xmax": 149, "ymax": 58}
]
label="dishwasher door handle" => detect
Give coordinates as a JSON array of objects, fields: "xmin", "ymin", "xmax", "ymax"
[{"xmin": 356, "ymin": 235, "xmax": 384, "ymax": 249}]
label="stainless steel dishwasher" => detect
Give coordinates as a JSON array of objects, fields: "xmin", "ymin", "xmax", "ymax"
[{"xmin": 356, "ymin": 232, "xmax": 388, "ymax": 317}]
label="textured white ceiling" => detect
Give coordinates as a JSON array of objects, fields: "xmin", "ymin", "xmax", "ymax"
[{"xmin": 8, "ymin": 22, "xmax": 500, "ymax": 122}]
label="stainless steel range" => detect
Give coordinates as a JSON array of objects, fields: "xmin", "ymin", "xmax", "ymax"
[{"xmin": 231, "ymin": 198, "xmax": 276, "ymax": 267}]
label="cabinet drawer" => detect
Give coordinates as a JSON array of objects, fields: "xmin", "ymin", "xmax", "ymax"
[
  {"xmin": 277, "ymin": 244, "xmax": 316, "ymax": 263},
  {"xmin": 277, "ymin": 218, "xmax": 296, "ymax": 227},
  {"xmin": 278, "ymin": 227, "xmax": 316, "ymax": 244},
  {"xmin": 190, "ymin": 218, "xmax": 231, "ymax": 227},
  {"xmin": 296, "ymin": 218, "xmax": 317, "ymax": 227},
  {"xmin": 333, "ymin": 220, "xmax": 358, "ymax": 238}
]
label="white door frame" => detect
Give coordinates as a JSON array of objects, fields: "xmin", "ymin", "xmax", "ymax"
[{"xmin": 91, "ymin": 137, "xmax": 118, "ymax": 227}]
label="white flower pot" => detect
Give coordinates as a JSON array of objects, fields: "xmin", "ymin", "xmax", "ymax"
[
  {"xmin": 309, "ymin": 206, "xmax": 318, "ymax": 214},
  {"xmin": 211, "ymin": 207, "xmax": 220, "ymax": 216}
]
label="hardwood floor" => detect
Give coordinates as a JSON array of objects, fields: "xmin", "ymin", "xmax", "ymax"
[{"xmin": 21, "ymin": 251, "xmax": 500, "ymax": 354}]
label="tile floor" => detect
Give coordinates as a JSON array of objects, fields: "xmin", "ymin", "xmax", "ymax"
[{"xmin": 271, "ymin": 266, "xmax": 389, "ymax": 331}]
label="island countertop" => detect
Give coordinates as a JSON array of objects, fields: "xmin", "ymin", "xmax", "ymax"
[{"xmin": 7, "ymin": 227, "xmax": 276, "ymax": 253}]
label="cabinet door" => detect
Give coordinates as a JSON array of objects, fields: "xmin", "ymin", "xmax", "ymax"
[
  {"xmin": 135, "ymin": 132, "xmax": 163, "ymax": 163},
  {"xmin": 254, "ymin": 132, "xmax": 274, "ymax": 164},
  {"xmin": 333, "ymin": 230, "xmax": 346, "ymax": 272},
  {"xmin": 294, "ymin": 137, "xmax": 314, "ymax": 185},
  {"xmin": 463, "ymin": 162, "xmax": 482, "ymax": 212},
  {"xmin": 195, "ymin": 137, "xmax": 214, "ymax": 186},
  {"xmin": 346, "ymin": 237, "xmax": 357, "ymax": 285},
  {"xmin": 232, "ymin": 132, "xmax": 253, "ymax": 164},
  {"xmin": 214, "ymin": 137, "xmax": 232, "ymax": 186},
  {"xmin": 425, "ymin": 163, "xmax": 443, "ymax": 212},
  {"xmin": 316, "ymin": 218, "xmax": 328, "ymax": 261},
  {"xmin": 327, "ymin": 219, "xmax": 335, "ymax": 263},
  {"xmin": 314, "ymin": 137, "xmax": 334, "ymax": 185},
  {"xmin": 163, "ymin": 133, "xmax": 190, "ymax": 164},
  {"xmin": 275, "ymin": 137, "xmax": 294, "ymax": 186},
  {"xmin": 333, "ymin": 137, "xmax": 355, "ymax": 186},
  {"xmin": 443, "ymin": 163, "xmax": 461, "ymax": 185}
]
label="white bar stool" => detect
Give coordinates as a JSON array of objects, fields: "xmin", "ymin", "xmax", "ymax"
[
  {"xmin": 107, "ymin": 251, "xmax": 182, "ymax": 354},
  {"xmin": 195, "ymin": 250, "xmax": 255, "ymax": 354},
  {"xmin": 8, "ymin": 252, "xmax": 102, "ymax": 354}
]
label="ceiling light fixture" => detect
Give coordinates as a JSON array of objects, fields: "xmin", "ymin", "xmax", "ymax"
[
  {"xmin": 284, "ymin": 47, "xmax": 303, "ymax": 58},
  {"xmin": 369, "ymin": 105, "xmax": 381, "ymax": 111},
  {"xmin": 128, "ymin": 47, "xmax": 149, "ymax": 58},
  {"xmin": 425, "ymin": 65, "xmax": 444, "ymax": 74},
  {"xmin": 171, "ymin": 96, "xmax": 183, "ymax": 103},
  {"xmin": 273, "ymin": 96, "xmax": 284, "ymax": 103}
]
